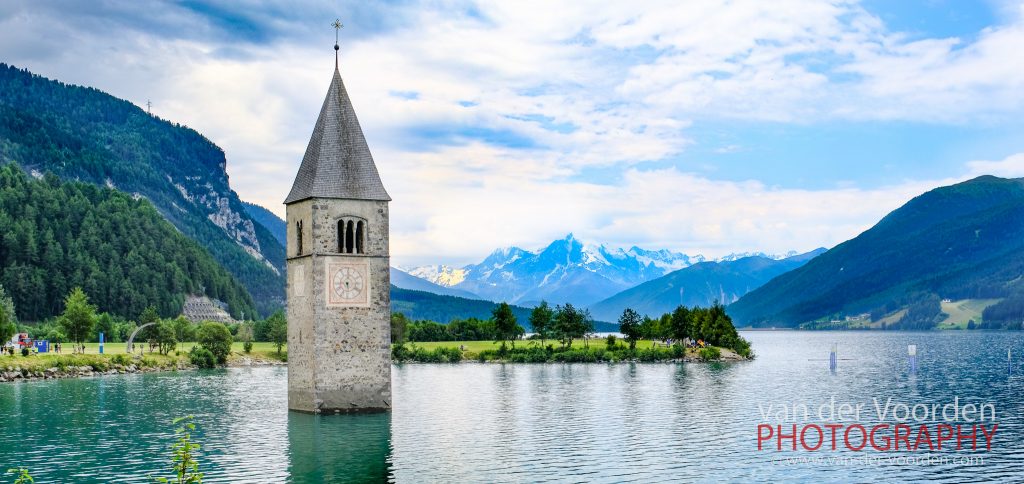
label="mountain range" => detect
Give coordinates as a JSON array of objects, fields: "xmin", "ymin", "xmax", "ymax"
[
  {"xmin": 588, "ymin": 249, "xmax": 825, "ymax": 322},
  {"xmin": 728, "ymin": 175, "xmax": 1024, "ymax": 329},
  {"xmin": 405, "ymin": 233, "xmax": 802, "ymax": 308}
]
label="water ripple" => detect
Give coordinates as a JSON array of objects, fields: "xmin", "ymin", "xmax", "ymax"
[{"xmin": 2, "ymin": 332, "xmax": 1023, "ymax": 482}]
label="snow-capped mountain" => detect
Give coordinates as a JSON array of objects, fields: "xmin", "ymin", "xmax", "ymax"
[
  {"xmin": 407, "ymin": 264, "xmax": 470, "ymax": 287},
  {"xmin": 716, "ymin": 250, "xmax": 799, "ymax": 262},
  {"xmin": 404, "ymin": 234, "xmax": 778, "ymax": 307}
]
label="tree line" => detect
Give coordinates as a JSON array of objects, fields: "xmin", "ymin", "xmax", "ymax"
[
  {"xmin": 391, "ymin": 301, "xmax": 596, "ymax": 348},
  {"xmin": 616, "ymin": 303, "xmax": 751, "ymax": 357},
  {"xmin": 391, "ymin": 299, "xmax": 751, "ymax": 358},
  {"xmin": 0, "ymin": 163, "xmax": 257, "ymax": 321},
  {"xmin": 0, "ymin": 284, "xmax": 287, "ymax": 359}
]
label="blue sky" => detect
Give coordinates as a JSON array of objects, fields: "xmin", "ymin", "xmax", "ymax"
[{"xmin": 2, "ymin": 0, "xmax": 1023, "ymax": 266}]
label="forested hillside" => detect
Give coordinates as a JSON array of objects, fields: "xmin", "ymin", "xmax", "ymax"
[
  {"xmin": 0, "ymin": 163, "xmax": 255, "ymax": 321},
  {"xmin": 0, "ymin": 64, "xmax": 284, "ymax": 316},
  {"xmin": 729, "ymin": 176, "xmax": 1024, "ymax": 328}
]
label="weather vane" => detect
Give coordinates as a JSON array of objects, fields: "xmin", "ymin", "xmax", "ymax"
[{"xmin": 332, "ymin": 19, "xmax": 343, "ymax": 66}]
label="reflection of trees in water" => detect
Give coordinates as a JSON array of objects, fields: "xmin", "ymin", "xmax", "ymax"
[{"xmin": 287, "ymin": 411, "xmax": 392, "ymax": 482}]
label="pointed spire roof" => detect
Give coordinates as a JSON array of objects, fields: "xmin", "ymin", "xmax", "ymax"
[{"xmin": 285, "ymin": 66, "xmax": 390, "ymax": 204}]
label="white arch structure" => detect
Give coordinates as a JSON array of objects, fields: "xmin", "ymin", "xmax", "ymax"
[{"xmin": 125, "ymin": 322, "xmax": 158, "ymax": 353}]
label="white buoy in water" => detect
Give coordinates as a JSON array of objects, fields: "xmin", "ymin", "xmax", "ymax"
[
  {"xmin": 829, "ymin": 343, "xmax": 837, "ymax": 372},
  {"xmin": 908, "ymin": 344, "xmax": 917, "ymax": 374}
]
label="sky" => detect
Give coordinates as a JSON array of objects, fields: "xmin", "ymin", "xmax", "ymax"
[{"xmin": 2, "ymin": 0, "xmax": 1024, "ymax": 267}]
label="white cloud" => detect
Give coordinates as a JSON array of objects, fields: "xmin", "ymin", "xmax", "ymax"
[
  {"xmin": 965, "ymin": 152, "xmax": 1024, "ymax": 178},
  {"xmin": 3, "ymin": 0, "xmax": 1024, "ymax": 266},
  {"xmin": 385, "ymin": 144, "xmax": 965, "ymax": 265}
]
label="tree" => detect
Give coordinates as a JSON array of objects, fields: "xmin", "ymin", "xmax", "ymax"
[
  {"xmin": 94, "ymin": 312, "xmax": 116, "ymax": 342},
  {"xmin": 0, "ymin": 284, "xmax": 17, "ymax": 346},
  {"xmin": 670, "ymin": 305, "xmax": 692, "ymax": 341},
  {"xmin": 529, "ymin": 301, "xmax": 553, "ymax": 346},
  {"xmin": 639, "ymin": 316, "xmax": 657, "ymax": 340},
  {"xmin": 156, "ymin": 320, "xmax": 178, "ymax": 355},
  {"xmin": 139, "ymin": 305, "xmax": 161, "ymax": 344},
  {"xmin": 618, "ymin": 308, "xmax": 642, "ymax": 350},
  {"xmin": 58, "ymin": 287, "xmax": 96, "ymax": 350},
  {"xmin": 581, "ymin": 309, "xmax": 596, "ymax": 348},
  {"xmin": 236, "ymin": 321, "xmax": 255, "ymax": 353},
  {"xmin": 553, "ymin": 304, "xmax": 592, "ymax": 348},
  {"xmin": 492, "ymin": 302, "xmax": 520, "ymax": 348},
  {"xmin": 172, "ymin": 316, "xmax": 197, "ymax": 343},
  {"xmin": 390, "ymin": 313, "xmax": 409, "ymax": 344},
  {"xmin": 196, "ymin": 322, "xmax": 233, "ymax": 364},
  {"xmin": 266, "ymin": 311, "xmax": 287, "ymax": 354},
  {"xmin": 115, "ymin": 321, "xmax": 137, "ymax": 343}
]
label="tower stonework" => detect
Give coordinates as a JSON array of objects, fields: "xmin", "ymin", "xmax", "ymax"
[{"xmin": 285, "ymin": 60, "xmax": 392, "ymax": 413}]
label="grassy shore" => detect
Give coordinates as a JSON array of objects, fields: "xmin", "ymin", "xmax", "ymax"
[
  {"xmin": 37, "ymin": 341, "xmax": 283, "ymax": 355},
  {"xmin": 2, "ymin": 342, "xmax": 287, "ymax": 374},
  {"xmin": 2, "ymin": 339, "xmax": 740, "ymax": 376}
]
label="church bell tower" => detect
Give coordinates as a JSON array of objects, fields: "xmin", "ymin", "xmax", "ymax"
[{"xmin": 285, "ymin": 26, "xmax": 392, "ymax": 413}]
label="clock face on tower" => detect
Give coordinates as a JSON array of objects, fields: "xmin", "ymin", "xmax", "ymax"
[{"xmin": 326, "ymin": 261, "xmax": 370, "ymax": 307}]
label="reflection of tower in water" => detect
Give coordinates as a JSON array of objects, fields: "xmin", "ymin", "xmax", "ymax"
[{"xmin": 287, "ymin": 411, "xmax": 392, "ymax": 482}]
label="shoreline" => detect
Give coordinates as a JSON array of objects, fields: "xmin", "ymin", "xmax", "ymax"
[
  {"xmin": 0, "ymin": 341, "xmax": 753, "ymax": 382},
  {"xmin": 0, "ymin": 353, "xmax": 286, "ymax": 383},
  {"xmin": 1, "ymin": 348, "xmax": 750, "ymax": 383}
]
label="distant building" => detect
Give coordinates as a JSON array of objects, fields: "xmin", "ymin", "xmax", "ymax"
[{"xmin": 181, "ymin": 295, "xmax": 236, "ymax": 324}]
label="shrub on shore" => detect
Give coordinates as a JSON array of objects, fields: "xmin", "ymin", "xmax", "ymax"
[
  {"xmin": 698, "ymin": 346, "xmax": 721, "ymax": 361},
  {"xmin": 196, "ymin": 322, "xmax": 232, "ymax": 364},
  {"xmin": 189, "ymin": 347, "xmax": 217, "ymax": 369},
  {"xmin": 391, "ymin": 343, "xmax": 462, "ymax": 363}
]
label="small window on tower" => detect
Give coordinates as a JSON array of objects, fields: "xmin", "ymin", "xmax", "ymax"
[
  {"xmin": 355, "ymin": 221, "xmax": 364, "ymax": 254},
  {"xmin": 342, "ymin": 220, "xmax": 350, "ymax": 252},
  {"xmin": 346, "ymin": 221, "xmax": 355, "ymax": 253},
  {"xmin": 296, "ymin": 220, "xmax": 303, "ymax": 255}
]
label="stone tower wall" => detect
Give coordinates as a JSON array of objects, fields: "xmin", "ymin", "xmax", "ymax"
[{"xmin": 287, "ymin": 198, "xmax": 391, "ymax": 413}]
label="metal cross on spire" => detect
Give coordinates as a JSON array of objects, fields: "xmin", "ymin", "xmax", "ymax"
[{"xmin": 332, "ymin": 19, "xmax": 343, "ymax": 67}]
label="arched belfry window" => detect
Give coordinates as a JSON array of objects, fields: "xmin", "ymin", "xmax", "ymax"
[
  {"xmin": 337, "ymin": 217, "xmax": 367, "ymax": 254},
  {"xmin": 345, "ymin": 221, "xmax": 355, "ymax": 253},
  {"xmin": 296, "ymin": 220, "xmax": 303, "ymax": 255},
  {"xmin": 355, "ymin": 221, "xmax": 364, "ymax": 254}
]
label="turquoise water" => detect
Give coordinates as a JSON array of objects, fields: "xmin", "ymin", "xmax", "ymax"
[{"xmin": 2, "ymin": 331, "xmax": 1024, "ymax": 482}]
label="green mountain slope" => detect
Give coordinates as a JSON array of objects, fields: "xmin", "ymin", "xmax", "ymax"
[
  {"xmin": 0, "ymin": 64, "xmax": 284, "ymax": 316},
  {"xmin": 728, "ymin": 176, "xmax": 1024, "ymax": 328},
  {"xmin": 589, "ymin": 249, "xmax": 824, "ymax": 322},
  {"xmin": 0, "ymin": 163, "xmax": 255, "ymax": 321}
]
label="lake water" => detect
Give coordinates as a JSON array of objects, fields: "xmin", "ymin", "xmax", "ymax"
[{"xmin": 3, "ymin": 331, "xmax": 1024, "ymax": 482}]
